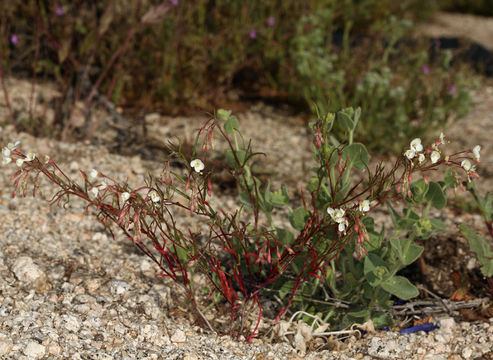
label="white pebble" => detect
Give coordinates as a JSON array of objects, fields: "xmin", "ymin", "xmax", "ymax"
[
  {"xmin": 171, "ymin": 329, "xmax": 186, "ymax": 343},
  {"xmin": 24, "ymin": 341, "xmax": 45, "ymax": 358},
  {"xmin": 12, "ymin": 256, "xmax": 45, "ymax": 282}
]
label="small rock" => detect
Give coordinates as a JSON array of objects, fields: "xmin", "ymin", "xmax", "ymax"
[
  {"xmin": 0, "ymin": 338, "xmax": 12, "ymax": 356},
  {"xmin": 109, "ymin": 279, "xmax": 131, "ymax": 295},
  {"xmin": 69, "ymin": 161, "xmax": 79, "ymax": 172},
  {"xmin": 171, "ymin": 329, "xmax": 186, "ymax": 343},
  {"xmin": 24, "ymin": 341, "xmax": 45, "ymax": 358},
  {"xmin": 183, "ymin": 353, "xmax": 199, "ymax": 360},
  {"xmin": 12, "ymin": 256, "xmax": 45, "ymax": 282},
  {"xmin": 462, "ymin": 347, "xmax": 473, "ymax": 359},
  {"xmin": 438, "ymin": 317, "xmax": 456, "ymax": 334}
]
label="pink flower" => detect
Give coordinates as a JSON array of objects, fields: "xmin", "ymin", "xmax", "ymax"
[
  {"xmin": 55, "ymin": 6, "xmax": 64, "ymax": 16},
  {"xmin": 449, "ymin": 85, "xmax": 456, "ymax": 95},
  {"xmin": 249, "ymin": 29, "xmax": 257, "ymax": 39},
  {"xmin": 267, "ymin": 17, "xmax": 275, "ymax": 26},
  {"xmin": 10, "ymin": 34, "xmax": 19, "ymax": 45},
  {"xmin": 422, "ymin": 64, "xmax": 430, "ymax": 74}
]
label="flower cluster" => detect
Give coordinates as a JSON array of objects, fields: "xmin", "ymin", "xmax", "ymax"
[
  {"xmin": 2, "ymin": 141, "xmax": 20, "ymax": 165},
  {"xmin": 327, "ymin": 207, "xmax": 348, "ymax": 233},
  {"xmin": 404, "ymin": 134, "xmax": 445, "ymax": 165}
]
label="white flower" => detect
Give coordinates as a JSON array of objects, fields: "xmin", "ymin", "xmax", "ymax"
[
  {"xmin": 461, "ymin": 159, "xmax": 472, "ymax": 171},
  {"xmin": 2, "ymin": 147, "xmax": 10, "ymax": 158},
  {"xmin": 150, "ymin": 191, "xmax": 160, "ymax": 203},
  {"xmin": 7, "ymin": 141, "xmax": 20, "ymax": 149},
  {"xmin": 359, "ymin": 200, "xmax": 370, "ymax": 213},
  {"xmin": 338, "ymin": 218, "xmax": 349, "ymax": 233},
  {"xmin": 405, "ymin": 149, "xmax": 416, "ymax": 160},
  {"xmin": 328, "ymin": 207, "xmax": 345, "ymax": 223},
  {"xmin": 99, "ymin": 181, "xmax": 107, "ymax": 190},
  {"xmin": 16, "ymin": 159, "xmax": 24, "ymax": 167},
  {"xmin": 430, "ymin": 151, "xmax": 440, "ymax": 164},
  {"xmin": 190, "ymin": 159, "xmax": 205, "ymax": 173},
  {"xmin": 410, "ymin": 138, "xmax": 423, "ymax": 152},
  {"xmin": 418, "ymin": 153, "xmax": 425, "ymax": 163},
  {"xmin": 25, "ymin": 152, "xmax": 36, "ymax": 162},
  {"xmin": 121, "ymin": 192, "xmax": 130, "ymax": 202},
  {"xmin": 2, "ymin": 157, "xmax": 11, "ymax": 166},
  {"xmin": 90, "ymin": 187, "xmax": 99, "ymax": 197},
  {"xmin": 89, "ymin": 169, "xmax": 98, "ymax": 179},
  {"xmin": 439, "ymin": 132, "xmax": 445, "ymax": 144},
  {"xmin": 473, "ymin": 145, "xmax": 481, "ymax": 161}
]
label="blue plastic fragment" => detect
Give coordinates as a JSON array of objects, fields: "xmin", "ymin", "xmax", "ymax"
[{"xmin": 399, "ymin": 323, "xmax": 439, "ymax": 335}]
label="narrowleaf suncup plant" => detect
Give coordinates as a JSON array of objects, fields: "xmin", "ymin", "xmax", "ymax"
[{"xmin": 1, "ymin": 108, "xmax": 483, "ymax": 340}]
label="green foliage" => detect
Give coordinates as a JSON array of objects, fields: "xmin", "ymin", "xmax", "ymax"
[
  {"xmin": 459, "ymin": 224, "xmax": 493, "ymax": 277},
  {"xmin": 0, "ymin": 0, "xmax": 473, "ymax": 152}
]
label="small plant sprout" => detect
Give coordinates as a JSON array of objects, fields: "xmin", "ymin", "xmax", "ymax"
[
  {"xmin": 473, "ymin": 145, "xmax": 481, "ymax": 161},
  {"xmin": 190, "ymin": 159, "xmax": 205, "ymax": 173},
  {"xmin": 431, "ymin": 151, "xmax": 440, "ymax": 164},
  {"xmin": 149, "ymin": 190, "xmax": 160, "ymax": 203},
  {"xmin": 359, "ymin": 199, "xmax": 370, "ymax": 213}
]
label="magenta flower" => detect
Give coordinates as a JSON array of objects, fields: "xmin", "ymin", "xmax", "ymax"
[
  {"xmin": 55, "ymin": 6, "xmax": 64, "ymax": 16},
  {"xmin": 267, "ymin": 17, "xmax": 275, "ymax": 27},
  {"xmin": 449, "ymin": 85, "xmax": 456, "ymax": 95},
  {"xmin": 249, "ymin": 29, "xmax": 256, "ymax": 39},
  {"xmin": 169, "ymin": 0, "xmax": 178, "ymax": 5},
  {"xmin": 10, "ymin": 34, "xmax": 19, "ymax": 45},
  {"xmin": 422, "ymin": 64, "xmax": 430, "ymax": 74}
]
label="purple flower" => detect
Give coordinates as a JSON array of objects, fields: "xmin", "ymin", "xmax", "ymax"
[
  {"xmin": 422, "ymin": 64, "xmax": 430, "ymax": 74},
  {"xmin": 434, "ymin": 38, "xmax": 441, "ymax": 48},
  {"xmin": 449, "ymin": 85, "xmax": 456, "ymax": 95},
  {"xmin": 169, "ymin": 0, "xmax": 178, "ymax": 5},
  {"xmin": 55, "ymin": 6, "xmax": 64, "ymax": 16},
  {"xmin": 10, "ymin": 34, "xmax": 19, "ymax": 45},
  {"xmin": 249, "ymin": 29, "xmax": 256, "ymax": 39},
  {"xmin": 267, "ymin": 17, "xmax": 275, "ymax": 27}
]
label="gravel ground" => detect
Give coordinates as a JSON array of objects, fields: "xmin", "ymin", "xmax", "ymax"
[{"xmin": 1, "ymin": 81, "xmax": 493, "ymax": 359}]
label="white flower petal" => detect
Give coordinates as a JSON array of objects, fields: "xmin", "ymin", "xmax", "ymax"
[
  {"xmin": 405, "ymin": 149, "xmax": 416, "ymax": 160},
  {"xmin": 473, "ymin": 145, "xmax": 481, "ymax": 160},
  {"xmin": 121, "ymin": 192, "xmax": 130, "ymax": 202},
  {"xmin": 418, "ymin": 153, "xmax": 425, "ymax": 163},
  {"xmin": 150, "ymin": 191, "xmax": 160, "ymax": 203},
  {"xmin": 359, "ymin": 200, "xmax": 370, "ymax": 213},
  {"xmin": 25, "ymin": 152, "xmax": 36, "ymax": 162},
  {"xmin": 2, "ymin": 157, "xmax": 11, "ymax": 166},
  {"xmin": 461, "ymin": 159, "xmax": 472, "ymax": 171},
  {"xmin": 16, "ymin": 159, "xmax": 24, "ymax": 167},
  {"xmin": 430, "ymin": 151, "xmax": 440, "ymax": 164},
  {"xmin": 410, "ymin": 138, "xmax": 423, "ymax": 152},
  {"xmin": 90, "ymin": 187, "xmax": 99, "ymax": 197},
  {"xmin": 89, "ymin": 169, "xmax": 98, "ymax": 179},
  {"xmin": 190, "ymin": 159, "xmax": 205, "ymax": 173},
  {"xmin": 2, "ymin": 147, "xmax": 11, "ymax": 158}
]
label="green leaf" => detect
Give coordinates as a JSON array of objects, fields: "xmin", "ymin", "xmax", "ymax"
[
  {"xmin": 381, "ymin": 276, "xmax": 419, "ymax": 300},
  {"xmin": 276, "ymin": 228, "xmax": 295, "ymax": 246},
  {"xmin": 278, "ymin": 279, "xmax": 296, "ymax": 299},
  {"xmin": 336, "ymin": 108, "xmax": 355, "ymax": 131},
  {"xmin": 271, "ymin": 184, "xmax": 290, "ymax": 206},
  {"xmin": 225, "ymin": 149, "xmax": 246, "ymax": 169},
  {"xmin": 410, "ymin": 179, "xmax": 428, "ymax": 203},
  {"xmin": 444, "ymin": 169, "xmax": 459, "ymax": 189},
  {"xmin": 390, "ymin": 238, "xmax": 423, "ymax": 266},
  {"xmin": 217, "ymin": 109, "xmax": 232, "ymax": 121},
  {"xmin": 459, "ymin": 224, "xmax": 493, "ymax": 277},
  {"xmin": 289, "ymin": 207, "xmax": 310, "ymax": 231},
  {"xmin": 364, "ymin": 254, "xmax": 389, "ymax": 287},
  {"xmin": 371, "ymin": 312, "xmax": 394, "ymax": 328},
  {"xmin": 341, "ymin": 143, "xmax": 370, "ymax": 169},
  {"xmin": 425, "ymin": 181, "xmax": 447, "ymax": 209},
  {"xmin": 224, "ymin": 116, "xmax": 239, "ymax": 134}
]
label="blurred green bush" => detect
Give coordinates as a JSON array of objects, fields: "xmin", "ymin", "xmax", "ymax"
[{"xmin": 0, "ymin": 0, "xmax": 473, "ymax": 153}]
